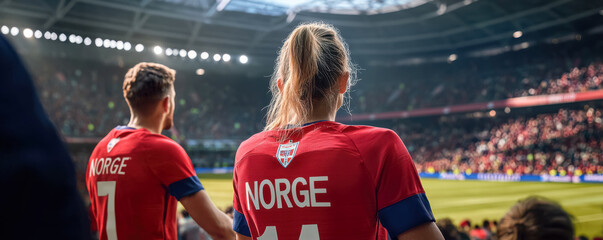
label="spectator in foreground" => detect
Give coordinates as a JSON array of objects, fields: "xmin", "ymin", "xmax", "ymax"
[
  {"xmin": 224, "ymin": 206, "xmax": 234, "ymax": 219},
  {"xmin": 436, "ymin": 218, "xmax": 463, "ymax": 240},
  {"xmin": 497, "ymin": 196, "xmax": 574, "ymax": 240},
  {"xmin": 0, "ymin": 35, "xmax": 90, "ymax": 239},
  {"xmin": 482, "ymin": 220, "xmax": 493, "ymax": 239},
  {"xmin": 459, "ymin": 220, "xmax": 472, "ymax": 239},
  {"xmin": 470, "ymin": 224, "xmax": 488, "ymax": 240}
]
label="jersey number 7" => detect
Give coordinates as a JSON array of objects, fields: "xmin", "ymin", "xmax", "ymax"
[{"xmin": 97, "ymin": 181, "xmax": 118, "ymax": 240}]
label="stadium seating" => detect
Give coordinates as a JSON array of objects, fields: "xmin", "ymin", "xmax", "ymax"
[{"xmin": 25, "ymin": 39, "xmax": 603, "ymax": 178}]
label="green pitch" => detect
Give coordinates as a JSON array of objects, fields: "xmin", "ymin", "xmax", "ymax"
[{"xmin": 198, "ymin": 174, "xmax": 603, "ymax": 238}]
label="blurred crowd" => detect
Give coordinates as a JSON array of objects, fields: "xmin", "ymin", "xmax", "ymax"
[
  {"xmin": 26, "ymin": 57, "xmax": 266, "ymax": 140},
  {"xmin": 23, "ymin": 39, "xmax": 603, "ymax": 178},
  {"xmin": 350, "ymin": 39, "xmax": 603, "ymax": 113},
  {"xmin": 402, "ymin": 107, "xmax": 603, "ymax": 176},
  {"xmin": 24, "ymin": 39, "xmax": 603, "ymax": 142}
]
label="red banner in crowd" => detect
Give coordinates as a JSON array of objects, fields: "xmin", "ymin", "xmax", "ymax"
[{"xmin": 339, "ymin": 89, "xmax": 603, "ymax": 122}]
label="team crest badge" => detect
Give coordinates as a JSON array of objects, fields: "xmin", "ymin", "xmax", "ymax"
[
  {"xmin": 107, "ymin": 138, "xmax": 120, "ymax": 153},
  {"xmin": 276, "ymin": 141, "xmax": 299, "ymax": 168}
]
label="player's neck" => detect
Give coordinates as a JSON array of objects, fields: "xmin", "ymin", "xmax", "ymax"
[
  {"xmin": 127, "ymin": 114, "xmax": 164, "ymax": 134},
  {"xmin": 306, "ymin": 105, "xmax": 337, "ymax": 124}
]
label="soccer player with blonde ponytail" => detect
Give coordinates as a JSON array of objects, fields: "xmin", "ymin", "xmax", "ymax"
[{"xmin": 232, "ymin": 23, "xmax": 444, "ymax": 240}]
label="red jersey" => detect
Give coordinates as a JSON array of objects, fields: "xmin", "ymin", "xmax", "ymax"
[
  {"xmin": 232, "ymin": 121, "xmax": 434, "ymax": 239},
  {"xmin": 87, "ymin": 126, "xmax": 203, "ymax": 240}
]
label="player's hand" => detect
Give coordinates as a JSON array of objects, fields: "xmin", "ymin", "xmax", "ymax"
[{"xmin": 180, "ymin": 190, "xmax": 236, "ymax": 240}]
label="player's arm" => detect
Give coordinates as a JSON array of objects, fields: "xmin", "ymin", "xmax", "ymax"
[
  {"xmin": 362, "ymin": 129, "xmax": 443, "ymax": 240},
  {"xmin": 180, "ymin": 190, "xmax": 235, "ymax": 240},
  {"xmin": 236, "ymin": 233, "xmax": 252, "ymax": 240},
  {"xmin": 145, "ymin": 139, "xmax": 235, "ymax": 240},
  {"xmin": 397, "ymin": 222, "xmax": 443, "ymax": 240}
]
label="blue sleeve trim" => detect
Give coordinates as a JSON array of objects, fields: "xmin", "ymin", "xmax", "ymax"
[
  {"xmin": 378, "ymin": 193, "xmax": 435, "ymax": 239},
  {"xmin": 233, "ymin": 209, "xmax": 251, "ymax": 237},
  {"xmin": 168, "ymin": 176, "xmax": 204, "ymax": 200}
]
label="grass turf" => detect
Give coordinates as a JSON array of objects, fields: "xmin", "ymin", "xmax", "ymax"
[{"xmin": 197, "ymin": 174, "xmax": 603, "ymax": 238}]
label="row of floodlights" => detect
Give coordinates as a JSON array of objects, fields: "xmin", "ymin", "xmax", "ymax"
[
  {"xmin": 151, "ymin": 46, "xmax": 247, "ymax": 64},
  {"xmin": 1, "ymin": 25, "xmax": 249, "ymax": 64}
]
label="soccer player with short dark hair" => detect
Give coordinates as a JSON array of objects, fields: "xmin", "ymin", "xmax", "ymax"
[{"xmin": 86, "ymin": 62, "xmax": 234, "ymax": 240}]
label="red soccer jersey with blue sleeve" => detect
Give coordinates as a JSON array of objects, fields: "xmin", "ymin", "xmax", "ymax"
[
  {"xmin": 232, "ymin": 121, "xmax": 435, "ymax": 239},
  {"xmin": 86, "ymin": 126, "xmax": 203, "ymax": 240}
]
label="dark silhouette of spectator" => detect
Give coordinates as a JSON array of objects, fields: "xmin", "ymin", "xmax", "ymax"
[
  {"xmin": 224, "ymin": 206, "xmax": 234, "ymax": 219},
  {"xmin": 497, "ymin": 196, "xmax": 574, "ymax": 240},
  {"xmin": 436, "ymin": 218, "xmax": 462, "ymax": 240},
  {"xmin": 470, "ymin": 224, "xmax": 488, "ymax": 240},
  {"xmin": 482, "ymin": 220, "xmax": 493, "ymax": 239},
  {"xmin": 0, "ymin": 35, "xmax": 90, "ymax": 239}
]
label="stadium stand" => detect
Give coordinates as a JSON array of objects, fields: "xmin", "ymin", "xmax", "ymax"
[
  {"xmin": 24, "ymin": 38, "xmax": 603, "ymax": 178},
  {"xmin": 350, "ymin": 39, "xmax": 603, "ymax": 113}
]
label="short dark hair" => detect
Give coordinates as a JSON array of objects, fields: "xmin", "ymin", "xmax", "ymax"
[
  {"xmin": 123, "ymin": 62, "xmax": 175, "ymax": 114},
  {"xmin": 498, "ymin": 196, "xmax": 574, "ymax": 240}
]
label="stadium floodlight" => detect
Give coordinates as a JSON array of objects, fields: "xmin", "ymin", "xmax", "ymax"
[
  {"xmin": 75, "ymin": 36, "xmax": 83, "ymax": 44},
  {"xmin": 84, "ymin": 37, "xmax": 92, "ymax": 46},
  {"xmin": 213, "ymin": 54, "xmax": 221, "ymax": 62},
  {"xmin": 68, "ymin": 34, "xmax": 76, "ymax": 43},
  {"xmin": 95, "ymin": 38, "xmax": 103, "ymax": 47},
  {"xmin": 34, "ymin": 30, "xmax": 42, "ymax": 39},
  {"xmin": 200, "ymin": 52, "xmax": 209, "ymax": 60},
  {"xmin": 165, "ymin": 48, "xmax": 173, "ymax": 56},
  {"xmin": 196, "ymin": 68, "xmax": 205, "ymax": 76},
  {"xmin": 10, "ymin": 27, "xmax": 19, "ymax": 36},
  {"xmin": 103, "ymin": 39, "xmax": 111, "ymax": 48},
  {"xmin": 116, "ymin": 40, "xmax": 124, "ymax": 50},
  {"xmin": 436, "ymin": 3, "xmax": 447, "ymax": 15},
  {"xmin": 135, "ymin": 44, "xmax": 144, "ymax": 52},
  {"xmin": 44, "ymin": 31, "xmax": 51, "ymax": 39},
  {"xmin": 124, "ymin": 42, "xmax": 131, "ymax": 51},
  {"xmin": 23, "ymin": 28, "xmax": 33, "ymax": 38},
  {"xmin": 110, "ymin": 40, "xmax": 117, "ymax": 48},
  {"xmin": 222, "ymin": 54, "xmax": 231, "ymax": 62},
  {"xmin": 448, "ymin": 54, "xmax": 457, "ymax": 62},
  {"xmin": 489, "ymin": 110, "xmax": 496, "ymax": 117},
  {"xmin": 188, "ymin": 50, "xmax": 197, "ymax": 59},
  {"xmin": 179, "ymin": 49, "xmax": 186, "ymax": 58},
  {"xmin": 153, "ymin": 46, "xmax": 163, "ymax": 55},
  {"xmin": 59, "ymin": 33, "xmax": 67, "ymax": 42},
  {"xmin": 1, "ymin": 26, "xmax": 8, "ymax": 35},
  {"xmin": 513, "ymin": 31, "xmax": 523, "ymax": 38},
  {"xmin": 239, "ymin": 55, "xmax": 248, "ymax": 64},
  {"xmin": 50, "ymin": 32, "xmax": 57, "ymax": 41},
  {"xmin": 216, "ymin": 0, "xmax": 231, "ymax": 11}
]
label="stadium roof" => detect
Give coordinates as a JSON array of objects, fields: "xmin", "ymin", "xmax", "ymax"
[{"xmin": 1, "ymin": 0, "xmax": 603, "ymax": 66}]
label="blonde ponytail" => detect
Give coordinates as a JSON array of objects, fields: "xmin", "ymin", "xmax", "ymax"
[{"xmin": 265, "ymin": 22, "xmax": 355, "ymax": 136}]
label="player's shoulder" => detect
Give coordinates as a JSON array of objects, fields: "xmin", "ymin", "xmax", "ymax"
[
  {"xmin": 338, "ymin": 123, "xmax": 404, "ymax": 156},
  {"xmin": 236, "ymin": 131, "xmax": 269, "ymax": 158},
  {"xmin": 140, "ymin": 131, "xmax": 185, "ymax": 152},
  {"xmin": 339, "ymin": 124, "xmax": 399, "ymax": 141}
]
